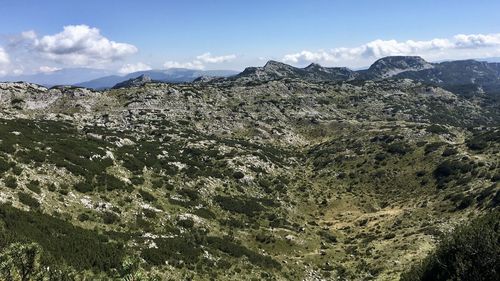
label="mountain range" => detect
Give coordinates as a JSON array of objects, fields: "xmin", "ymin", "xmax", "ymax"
[
  {"xmin": 76, "ymin": 69, "xmax": 239, "ymax": 89},
  {"xmin": 0, "ymin": 68, "xmax": 239, "ymax": 89},
  {"xmin": 230, "ymin": 56, "xmax": 500, "ymax": 88},
  {"xmin": 0, "ymin": 68, "xmax": 115, "ymax": 87},
  {"xmin": 2, "ymin": 56, "xmax": 500, "ymax": 92}
]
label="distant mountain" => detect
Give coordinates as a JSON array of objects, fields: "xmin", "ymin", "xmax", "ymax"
[
  {"xmin": 359, "ymin": 56, "xmax": 434, "ymax": 79},
  {"xmin": 112, "ymin": 74, "xmax": 152, "ymax": 89},
  {"xmin": 233, "ymin": 60, "xmax": 357, "ymax": 82},
  {"xmin": 76, "ymin": 69, "xmax": 238, "ymax": 89},
  {"xmin": 394, "ymin": 59, "xmax": 500, "ymax": 85},
  {"xmin": 0, "ymin": 68, "xmax": 114, "ymax": 87},
  {"xmin": 4, "ymin": 56, "xmax": 500, "ymax": 96},
  {"xmin": 227, "ymin": 56, "xmax": 500, "ymax": 97},
  {"xmin": 73, "ymin": 75, "xmax": 123, "ymax": 90}
]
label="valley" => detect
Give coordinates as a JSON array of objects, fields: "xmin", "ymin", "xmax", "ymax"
[{"xmin": 0, "ymin": 56, "xmax": 498, "ymax": 280}]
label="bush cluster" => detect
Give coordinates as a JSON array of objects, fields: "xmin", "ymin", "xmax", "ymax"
[{"xmin": 401, "ymin": 211, "xmax": 499, "ymax": 281}]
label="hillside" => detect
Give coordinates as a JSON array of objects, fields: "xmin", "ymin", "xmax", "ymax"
[{"xmin": 0, "ymin": 57, "xmax": 498, "ymax": 280}]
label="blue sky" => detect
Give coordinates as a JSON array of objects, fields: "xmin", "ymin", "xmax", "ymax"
[{"xmin": 0, "ymin": 0, "xmax": 500, "ymax": 75}]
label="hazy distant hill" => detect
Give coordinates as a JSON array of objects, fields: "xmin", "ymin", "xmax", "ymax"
[
  {"xmin": 0, "ymin": 68, "xmax": 115, "ymax": 87},
  {"xmin": 76, "ymin": 69, "xmax": 238, "ymax": 89}
]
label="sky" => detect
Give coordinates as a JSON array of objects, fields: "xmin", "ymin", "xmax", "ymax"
[{"xmin": 0, "ymin": 0, "xmax": 500, "ymax": 76}]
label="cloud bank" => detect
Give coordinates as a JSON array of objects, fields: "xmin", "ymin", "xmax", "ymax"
[
  {"xmin": 118, "ymin": 62, "xmax": 152, "ymax": 74},
  {"xmin": 164, "ymin": 52, "xmax": 236, "ymax": 70},
  {"xmin": 163, "ymin": 60, "xmax": 205, "ymax": 70},
  {"xmin": 196, "ymin": 53, "xmax": 237, "ymax": 63},
  {"xmin": 0, "ymin": 47, "xmax": 9, "ymax": 65},
  {"xmin": 0, "ymin": 47, "xmax": 9, "ymax": 76},
  {"xmin": 283, "ymin": 33, "xmax": 500, "ymax": 67},
  {"xmin": 38, "ymin": 66, "xmax": 61, "ymax": 73}
]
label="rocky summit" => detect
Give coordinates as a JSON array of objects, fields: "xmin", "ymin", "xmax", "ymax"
[
  {"xmin": 112, "ymin": 74, "xmax": 153, "ymax": 89},
  {"xmin": 0, "ymin": 56, "xmax": 498, "ymax": 280}
]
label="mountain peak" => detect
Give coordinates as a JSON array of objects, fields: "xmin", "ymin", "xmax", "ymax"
[
  {"xmin": 370, "ymin": 56, "xmax": 431, "ymax": 68},
  {"xmin": 305, "ymin": 63, "xmax": 323, "ymax": 70},
  {"xmin": 263, "ymin": 60, "xmax": 291, "ymax": 69},
  {"xmin": 368, "ymin": 56, "xmax": 433, "ymax": 78},
  {"xmin": 112, "ymin": 74, "xmax": 152, "ymax": 89}
]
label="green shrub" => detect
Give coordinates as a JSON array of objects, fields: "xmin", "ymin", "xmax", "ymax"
[
  {"xmin": 96, "ymin": 173, "xmax": 129, "ymax": 191},
  {"xmin": 233, "ymin": 171, "xmax": 245, "ymax": 180},
  {"xmin": 193, "ymin": 208, "xmax": 215, "ymax": 219},
  {"xmin": 11, "ymin": 165, "xmax": 23, "ymax": 176},
  {"xmin": 0, "ymin": 157, "xmax": 10, "ymax": 174},
  {"xmin": 142, "ymin": 236, "xmax": 202, "ymax": 267},
  {"xmin": 215, "ymin": 196, "xmax": 264, "ymax": 217},
  {"xmin": 456, "ymin": 196, "xmax": 474, "ymax": 210},
  {"xmin": 4, "ymin": 176, "xmax": 17, "ymax": 189},
  {"xmin": 139, "ymin": 189, "xmax": 156, "ymax": 202},
  {"xmin": 426, "ymin": 125, "xmax": 449, "ymax": 134},
  {"xmin": 424, "ymin": 142, "xmax": 445, "ymax": 154},
  {"xmin": 177, "ymin": 218, "xmax": 194, "ymax": 228},
  {"xmin": 433, "ymin": 160, "xmax": 472, "ymax": 181},
  {"xmin": 386, "ymin": 142, "xmax": 412, "ymax": 155},
  {"xmin": 151, "ymin": 178, "xmax": 164, "ymax": 189},
  {"xmin": 74, "ymin": 181, "xmax": 93, "ymax": 193},
  {"xmin": 441, "ymin": 148, "xmax": 458, "ymax": 157},
  {"xmin": 401, "ymin": 211, "xmax": 499, "ymax": 281},
  {"xmin": 178, "ymin": 188, "xmax": 199, "ymax": 201},
  {"xmin": 130, "ymin": 176, "xmax": 145, "ymax": 185},
  {"xmin": 318, "ymin": 230, "xmax": 337, "ymax": 243},
  {"xmin": 17, "ymin": 192, "xmax": 40, "ymax": 209},
  {"xmin": 26, "ymin": 180, "xmax": 42, "ymax": 194},
  {"xmin": 0, "ymin": 204, "xmax": 125, "ymax": 272},
  {"xmin": 142, "ymin": 208, "xmax": 157, "ymax": 219},
  {"xmin": 207, "ymin": 236, "xmax": 281, "ymax": 269},
  {"xmin": 374, "ymin": 153, "xmax": 387, "ymax": 161},
  {"xmin": 77, "ymin": 213, "xmax": 90, "ymax": 222},
  {"xmin": 467, "ymin": 139, "xmax": 488, "ymax": 150},
  {"xmin": 102, "ymin": 211, "xmax": 120, "ymax": 225}
]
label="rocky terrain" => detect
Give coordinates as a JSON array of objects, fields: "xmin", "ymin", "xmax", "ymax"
[{"xmin": 0, "ymin": 56, "xmax": 498, "ymax": 280}]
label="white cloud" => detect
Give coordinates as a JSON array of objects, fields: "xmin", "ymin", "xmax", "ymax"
[
  {"xmin": 283, "ymin": 33, "xmax": 500, "ymax": 67},
  {"xmin": 163, "ymin": 52, "xmax": 237, "ymax": 70},
  {"xmin": 25, "ymin": 25, "xmax": 137, "ymax": 66},
  {"xmin": 118, "ymin": 62, "xmax": 152, "ymax": 74},
  {"xmin": 163, "ymin": 60, "xmax": 204, "ymax": 70},
  {"xmin": 0, "ymin": 47, "xmax": 9, "ymax": 76},
  {"xmin": 38, "ymin": 66, "xmax": 61, "ymax": 73},
  {"xmin": 454, "ymin": 33, "xmax": 500, "ymax": 48},
  {"xmin": 196, "ymin": 52, "xmax": 236, "ymax": 63},
  {"xmin": 12, "ymin": 69, "xmax": 23, "ymax": 75},
  {"xmin": 0, "ymin": 47, "xmax": 10, "ymax": 65},
  {"xmin": 21, "ymin": 30, "xmax": 37, "ymax": 40}
]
